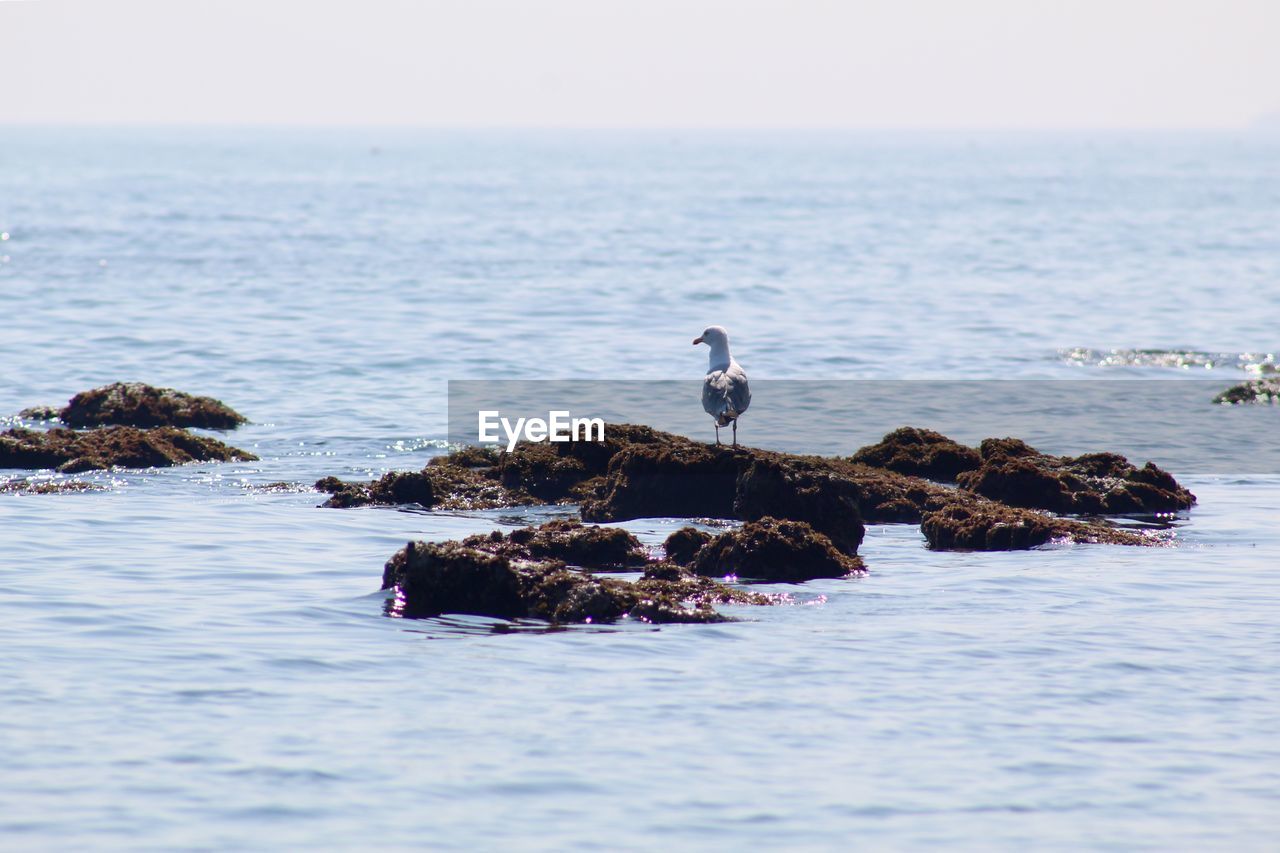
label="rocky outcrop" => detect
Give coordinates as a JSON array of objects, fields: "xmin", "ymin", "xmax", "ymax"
[
  {"xmin": 1213, "ymin": 378, "xmax": 1280, "ymax": 405},
  {"xmin": 693, "ymin": 517, "xmax": 866, "ymax": 582},
  {"xmin": 0, "ymin": 425, "xmax": 258, "ymax": 473},
  {"xmin": 955, "ymin": 438, "xmax": 1195, "ymax": 514},
  {"xmin": 49, "ymin": 382, "xmax": 247, "ymax": 429},
  {"xmin": 663, "ymin": 527, "xmax": 714, "ymax": 566},
  {"xmin": 920, "ymin": 497, "xmax": 1154, "ymax": 551},
  {"xmin": 851, "ymin": 426, "xmax": 981, "ymax": 482},
  {"xmin": 382, "ymin": 537, "xmax": 770, "ymax": 624}
]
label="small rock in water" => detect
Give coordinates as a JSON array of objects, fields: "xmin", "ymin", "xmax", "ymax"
[
  {"xmin": 663, "ymin": 527, "xmax": 713, "ymax": 566},
  {"xmin": 1213, "ymin": 378, "xmax": 1280, "ymax": 405},
  {"xmin": 57, "ymin": 382, "xmax": 247, "ymax": 429},
  {"xmin": 693, "ymin": 517, "xmax": 866, "ymax": 583}
]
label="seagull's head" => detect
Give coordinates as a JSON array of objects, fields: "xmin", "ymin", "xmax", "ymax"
[{"xmin": 692, "ymin": 325, "xmax": 729, "ymax": 348}]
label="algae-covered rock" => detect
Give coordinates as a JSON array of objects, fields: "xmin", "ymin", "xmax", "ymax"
[
  {"xmin": 663, "ymin": 526, "xmax": 713, "ymax": 566},
  {"xmin": 1213, "ymin": 378, "xmax": 1280, "ymax": 405},
  {"xmin": 955, "ymin": 438, "xmax": 1195, "ymax": 514},
  {"xmin": 0, "ymin": 425, "xmax": 257, "ymax": 472},
  {"xmin": 56, "ymin": 382, "xmax": 247, "ymax": 429},
  {"xmin": 693, "ymin": 517, "xmax": 866, "ymax": 582},
  {"xmin": 580, "ymin": 440, "xmax": 742, "ymax": 522},
  {"xmin": 316, "ymin": 461, "xmax": 535, "ymax": 510},
  {"xmin": 460, "ymin": 519, "xmax": 649, "ymax": 569},
  {"xmin": 381, "ymin": 536, "xmax": 766, "ymax": 624},
  {"xmin": 851, "ymin": 427, "xmax": 981, "ymax": 482},
  {"xmin": 733, "ymin": 456, "xmax": 866, "ymax": 554},
  {"xmin": 920, "ymin": 497, "xmax": 1154, "ymax": 551}
]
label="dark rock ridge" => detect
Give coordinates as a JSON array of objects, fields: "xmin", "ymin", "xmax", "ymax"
[
  {"xmin": 921, "ymin": 497, "xmax": 1154, "ymax": 551},
  {"xmin": 851, "ymin": 426, "xmax": 981, "ymax": 482},
  {"xmin": 0, "ymin": 426, "xmax": 258, "ymax": 473},
  {"xmin": 382, "ymin": 536, "xmax": 771, "ymax": 624},
  {"xmin": 955, "ymin": 437, "xmax": 1195, "ymax": 514},
  {"xmin": 1213, "ymin": 378, "xmax": 1280, "ymax": 405},
  {"xmin": 46, "ymin": 382, "xmax": 248, "ymax": 429},
  {"xmin": 692, "ymin": 517, "xmax": 866, "ymax": 582}
]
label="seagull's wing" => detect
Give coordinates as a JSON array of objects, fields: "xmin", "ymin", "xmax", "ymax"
[{"xmin": 703, "ymin": 362, "xmax": 751, "ymax": 426}]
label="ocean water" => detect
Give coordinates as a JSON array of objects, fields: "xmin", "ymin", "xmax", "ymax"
[{"xmin": 1, "ymin": 128, "xmax": 1278, "ymax": 850}]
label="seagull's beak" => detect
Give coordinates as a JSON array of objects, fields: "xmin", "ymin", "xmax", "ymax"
[{"xmin": 692, "ymin": 337, "xmax": 703, "ymax": 345}]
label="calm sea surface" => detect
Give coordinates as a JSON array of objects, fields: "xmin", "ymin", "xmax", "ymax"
[{"xmin": 2, "ymin": 129, "xmax": 1278, "ymax": 850}]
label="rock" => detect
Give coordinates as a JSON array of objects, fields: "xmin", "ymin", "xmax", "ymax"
[
  {"xmin": 1214, "ymin": 378, "xmax": 1280, "ymax": 405},
  {"xmin": 663, "ymin": 527, "xmax": 713, "ymax": 565},
  {"xmin": 382, "ymin": 538, "xmax": 768, "ymax": 624},
  {"xmin": 0, "ymin": 479, "xmax": 102, "ymax": 494},
  {"xmin": 733, "ymin": 456, "xmax": 866, "ymax": 554},
  {"xmin": 955, "ymin": 438, "xmax": 1195, "ymax": 514},
  {"xmin": 851, "ymin": 427, "xmax": 981, "ymax": 482},
  {"xmin": 17, "ymin": 405, "xmax": 60, "ymax": 421},
  {"xmin": 580, "ymin": 440, "xmax": 741, "ymax": 522},
  {"xmin": 383, "ymin": 542, "xmax": 528, "ymax": 620},
  {"xmin": 581, "ymin": 437, "xmax": 940, "ymax": 534},
  {"xmin": 56, "ymin": 382, "xmax": 247, "ymax": 429},
  {"xmin": 693, "ymin": 517, "xmax": 867, "ymax": 582},
  {"xmin": 459, "ymin": 519, "xmax": 649, "ymax": 569},
  {"xmin": 920, "ymin": 497, "xmax": 1154, "ymax": 551},
  {"xmin": 0, "ymin": 425, "xmax": 257, "ymax": 472},
  {"xmin": 315, "ymin": 460, "xmax": 535, "ymax": 510}
]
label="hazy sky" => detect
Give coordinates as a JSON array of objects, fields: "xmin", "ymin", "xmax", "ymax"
[{"xmin": 2, "ymin": 0, "xmax": 1277, "ymax": 128}]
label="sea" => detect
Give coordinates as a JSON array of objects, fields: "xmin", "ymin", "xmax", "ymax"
[{"xmin": 1, "ymin": 128, "xmax": 1278, "ymax": 850}]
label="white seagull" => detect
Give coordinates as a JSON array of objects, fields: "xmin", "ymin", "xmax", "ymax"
[{"xmin": 693, "ymin": 325, "xmax": 751, "ymax": 446}]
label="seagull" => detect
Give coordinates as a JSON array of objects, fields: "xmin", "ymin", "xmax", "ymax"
[{"xmin": 693, "ymin": 325, "xmax": 751, "ymax": 446}]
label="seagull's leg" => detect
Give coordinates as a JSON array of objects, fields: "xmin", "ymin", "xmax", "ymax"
[
  {"xmin": 732, "ymin": 419, "xmax": 738, "ymax": 447},
  {"xmin": 714, "ymin": 424, "xmax": 721, "ymax": 446}
]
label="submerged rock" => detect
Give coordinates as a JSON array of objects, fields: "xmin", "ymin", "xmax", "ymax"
[
  {"xmin": 1213, "ymin": 378, "xmax": 1280, "ymax": 405},
  {"xmin": 851, "ymin": 426, "xmax": 981, "ymax": 482},
  {"xmin": 0, "ymin": 425, "xmax": 258, "ymax": 473},
  {"xmin": 382, "ymin": 537, "xmax": 769, "ymax": 624},
  {"xmin": 920, "ymin": 497, "xmax": 1153, "ymax": 551},
  {"xmin": 55, "ymin": 382, "xmax": 247, "ymax": 429},
  {"xmin": 663, "ymin": 526, "xmax": 713, "ymax": 566},
  {"xmin": 693, "ymin": 517, "xmax": 866, "ymax": 582},
  {"xmin": 955, "ymin": 438, "xmax": 1195, "ymax": 514},
  {"xmin": 0, "ymin": 478, "xmax": 103, "ymax": 494}
]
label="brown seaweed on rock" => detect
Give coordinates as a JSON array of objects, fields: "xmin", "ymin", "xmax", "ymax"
[
  {"xmin": 850, "ymin": 426, "xmax": 981, "ymax": 482},
  {"xmin": 55, "ymin": 382, "xmax": 247, "ymax": 429},
  {"xmin": 920, "ymin": 496, "xmax": 1155, "ymax": 551},
  {"xmin": 458, "ymin": 519, "xmax": 649, "ymax": 569},
  {"xmin": 955, "ymin": 438, "xmax": 1195, "ymax": 514},
  {"xmin": 693, "ymin": 517, "xmax": 867, "ymax": 582},
  {"xmin": 663, "ymin": 526, "xmax": 714, "ymax": 566},
  {"xmin": 382, "ymin": 539, "xmax": 769, "ymax": 624},
  {"xmin": 0, "ymin": 425, "xmax": 258, "ymax": 473}
]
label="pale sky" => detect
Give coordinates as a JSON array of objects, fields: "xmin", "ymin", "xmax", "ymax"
[{"xmin": 2, "ymin": 0, "xmax": 1277, "ymax": 128}]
